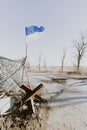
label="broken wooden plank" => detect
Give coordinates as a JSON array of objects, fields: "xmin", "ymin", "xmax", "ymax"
[
  {"xmin": 0, "ymin": 91, "xmax": 5, "ymax": 99},
  {"xmin": 31, "ymin": 98, "xmax": 35, "ymax": 113}
]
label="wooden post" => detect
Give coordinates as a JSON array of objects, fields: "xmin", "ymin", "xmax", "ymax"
[{"xmin": 31, "ymin": 98, "xmax": 35, "ymax": 113}]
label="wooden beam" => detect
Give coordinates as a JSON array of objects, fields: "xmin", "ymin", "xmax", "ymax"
[
  {"xmin": 20, "ymin": 85, "xmax": 31, "ymax": 94},
  {"xmin": 20, "ymin": 84, "xmax": 44, "ymax": 101},
  {"xmin": 31, "ymin": 98, "xmax": 35, "ymax": 113},
  {"xmin": 24, "ymin": 83, "xmax": 43, "ymax": 103},
  {"xmin": 16, "ymin": 83, "xmax": 43, "ymax": 108}
]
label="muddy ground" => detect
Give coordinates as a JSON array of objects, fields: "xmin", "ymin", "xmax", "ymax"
[
  {"xmin": 1, "ymin": 71, "xmax": 87, "ymax": 130},
  {"xmin": 0, "ymin": 101, "xmax": 48, "ymax": 130}
]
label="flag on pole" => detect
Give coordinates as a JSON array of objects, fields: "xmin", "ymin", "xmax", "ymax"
[{"xmin": 25, "ymin": 25, "xmax": 44, "ymax": 43}]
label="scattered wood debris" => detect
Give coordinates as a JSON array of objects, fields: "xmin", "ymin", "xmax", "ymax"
[{"xmin": 0, "ymin": 83, "xmax": 48, "ymax": 130}]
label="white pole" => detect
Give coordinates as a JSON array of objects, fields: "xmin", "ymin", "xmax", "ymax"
[{"xmin": 26, "ymin": 43, "xmax": 28, "ymax": 58}]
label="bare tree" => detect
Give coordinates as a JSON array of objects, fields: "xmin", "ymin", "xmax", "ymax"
[
  {"xmin": 43, "ymin": 57, "xmax": 47, "ymax": 70},
  {"xmin": 61, "ymin": 49, "xmax": 66, "ymax": 73},
  {"xmin": 74, "ymin": 33, "xmax": 87, "ymax": 73},
  {"xmin": 38, "ymin": 53, "xmax": 42, "ymax": 71}
]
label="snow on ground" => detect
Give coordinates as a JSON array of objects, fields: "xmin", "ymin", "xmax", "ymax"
[{"xmin": 28, "ymin": 72, "xmax": 87, "ymax": 130}]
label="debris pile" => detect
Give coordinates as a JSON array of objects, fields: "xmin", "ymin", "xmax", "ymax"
[
  {"xmin": 0, "ymin": 83, "xmax": 48, "ymax": 130},
  {"xmin": 0, "ymin": 104, "xmax": 48, "ymax": 130},
  {"xmin": 0, "ymin": 56, "xmax": 48, "ymax": 129}
]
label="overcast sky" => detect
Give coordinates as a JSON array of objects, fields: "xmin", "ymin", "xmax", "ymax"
[{"xmin": 0, "ymin": 0, "xmax": 87, "ymax": 66}]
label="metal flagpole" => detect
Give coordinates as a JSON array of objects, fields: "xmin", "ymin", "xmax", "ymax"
[
  {"xmin": 21, "ymin": 43, "xmax": 28, "ymax": 84},
  {"xmin": 26, "ymin": 43, "xmax": 28, "ymax": 58},
  {"xmin": 25, "ymin": 43, "xmax": 30, "ymax": 87}
]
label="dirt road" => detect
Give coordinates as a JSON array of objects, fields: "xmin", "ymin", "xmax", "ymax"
[{"xmin": 29, "ymin": 72, "xmax": 87, "ymax": 130}]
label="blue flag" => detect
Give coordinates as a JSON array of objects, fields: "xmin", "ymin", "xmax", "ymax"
[
  {"xmin": 25, "ymin": 25, "xmax": 45, "ymax": 43},
  {"xmin": 25, "ymin": 26, "xmax": 44, "ymax": 35}
]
